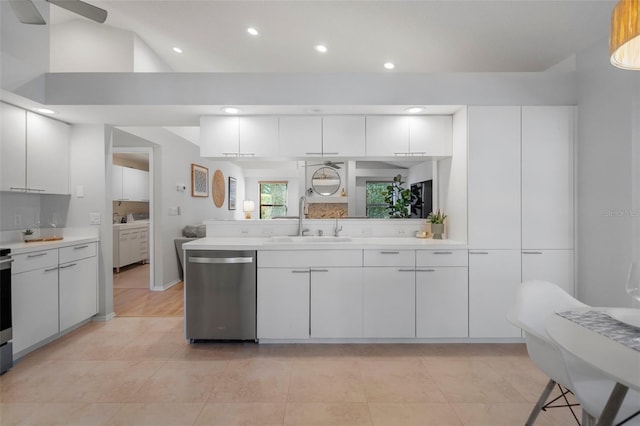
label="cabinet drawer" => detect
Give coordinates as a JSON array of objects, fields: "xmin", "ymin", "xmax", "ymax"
[
  {"xmin": 60, "ymin": 242, "xmax": 97, "ymax": 264},
  {"xmin": 12, "ymin": 249, "xmax": 58, "ymax": 274},
  {"xmin": 258, "ymin": 250, "xmax": 362, "ymax": 268},
  {"xmin": 416, "ymin": 250, "xmax": 468, "ymax": 267},
  {"xmin": 363, "ymin": 250, "xmax": 414, "ymax": 267}
]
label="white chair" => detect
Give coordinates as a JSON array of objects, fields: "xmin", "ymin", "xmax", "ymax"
[{"xmin": 507, "ymin": 280, "xmax": 588, "ymax": 425}]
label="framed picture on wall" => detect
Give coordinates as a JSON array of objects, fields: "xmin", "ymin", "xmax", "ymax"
[
  {"xmin": 228, "ymin": 177, "xmax": 237, "ymax": 210},
  {"xmin": 191, "ymin": 163, "xmax": 209, "ymax": 197}
]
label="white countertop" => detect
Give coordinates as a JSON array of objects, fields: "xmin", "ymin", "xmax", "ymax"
[
  {"xmin": 113, "ymin": 221, "xmax": 149, "ymax": 230},
  {"xmin": 3, "ymin": 236, "xmax": 100, "ymax": 255},
  {"xmin": 183, "ymin": 237, "xmax": 468, "ymax": 251}
]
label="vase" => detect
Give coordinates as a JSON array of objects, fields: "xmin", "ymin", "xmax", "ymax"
[{"xmin": 431, "ymin": 223, "xmax": 444, "ymax": 239}]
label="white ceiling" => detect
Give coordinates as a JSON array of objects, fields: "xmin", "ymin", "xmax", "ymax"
[{"xmin": 52, "ymin": 0, "xmax": 614, "ymax": 73}]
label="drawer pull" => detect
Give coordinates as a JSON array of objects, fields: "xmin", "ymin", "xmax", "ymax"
[
  {"xmin": 380, "ymin": 251, "xmax": 400, "ymax": 255},
  {"xmin": 416, "ymin": 269, "xmax": 436, "ymax": 272},
  {"xmin": 323, "ymin": 152, "xmax": 339, "ymax": 155},
  {"xmin": 305, "ymin": 152, "xmax": 323, "ymax": 155},
  {"xmin": 44, "ymin": 267, "xmax": 59, "ymax": 272},
  {"xmin": 27, "ymin": 253, "xmax": 47, "ymax": 258},
  {"xmin": 60, "ymin": 263, "xmax": 77, "ymax": 269},
  {"xmin": 74, "ymin": 245, "xmax": 89, "ymax": 250},
  {"xmin": 522, "ymin": 251, "xmax": 543, "ymax": 255},
  {"xmin": 291, "ymin": 270, "xmax": 310, "ymax": 274},
  {"xmin": 469, "ymin": 251, "xmax": 489, "ymax": 255},
  {"xmin": 310, "ymin": 269, "xmax": 329, "ymax": 273},
  {"xmin": 433, "ymin": 251, "xmax": 453, "ymax": 255},
  {"xmin": 398, "ymin": 268, "xmax": 415, "ymax": 272}
]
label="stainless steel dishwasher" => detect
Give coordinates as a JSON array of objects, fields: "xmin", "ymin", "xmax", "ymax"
[{"xmin": 185, "ymin": 250, "xmax": 256, "ymax": 342}]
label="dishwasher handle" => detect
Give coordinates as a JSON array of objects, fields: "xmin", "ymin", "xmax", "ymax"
[{"xmin": 188, "ymin": 256, "xmax": 254, "ymax": 264}]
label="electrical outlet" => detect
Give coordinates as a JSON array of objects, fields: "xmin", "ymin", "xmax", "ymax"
[
  {"xmin": 13, "ymin": 214, "xmax": 21, "ymax": 227},
  {"xmin": 89, "ymin": 212, "xmax": 101, "ymax": 225}
]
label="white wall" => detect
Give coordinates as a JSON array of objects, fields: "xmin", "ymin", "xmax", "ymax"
[
  {"xmin": 1, "ymin": 0, "xmax": 49, "ymax": 92},
  {"xmin": 66, "ymin": 125, "xmax": 112, "ymax": 318},
  {"xmin": 576, "ymin": 38, "xmax": 640, "ymax": 307},
  {"xmin": 133, "ymin": 35, "xmax": 173, "ymax": 72}
]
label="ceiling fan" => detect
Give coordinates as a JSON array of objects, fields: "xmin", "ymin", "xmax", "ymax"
[
  {"xmin": 306, "ymin": 160, "xmax": 344, "ymax": 170},
  {"xmin": 9, "ymin": 0, "xmax": 107, "ymax": 25}
]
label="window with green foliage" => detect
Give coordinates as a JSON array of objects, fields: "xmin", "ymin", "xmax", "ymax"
[
  {"xmin": 366, "ymin": 181, "xmax": 391, "ymax": 218},
  {"xmin": 260, "ymin": 182, "xmax": 288, "ymax": 219}
]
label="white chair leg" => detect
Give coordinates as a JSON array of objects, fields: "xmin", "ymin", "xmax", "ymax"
[
  {"xmin": 526, "ymin": 378, "xmax": 557, "ymax": 426},
  {"xmin": 582, "ymin": 411, "xmax": 597, "ymax": 426}
]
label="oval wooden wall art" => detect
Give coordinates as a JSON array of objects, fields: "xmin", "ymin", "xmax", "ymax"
[{"xmin": 212, "ymin": 169, "xmax": 225, "ymax": 208}]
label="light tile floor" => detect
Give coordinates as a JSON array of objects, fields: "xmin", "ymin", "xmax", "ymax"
[{"xmin": 0, "ymin": 317, "xmax": 580, "ymax": 426}]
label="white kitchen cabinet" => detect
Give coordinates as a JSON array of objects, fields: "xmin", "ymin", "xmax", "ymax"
[
  {"xmin": 0, "ymin": 104, "xmax": 70, "ymax": 194},
  {"xmin": 322, "ymin": 116, "xmax": 366, "ymax": 157},
  {"xmin": 26, "ymin": 111, "xmax": 70, "ymax": 195},
  {"xmin": 279, "ymin": 116, "xmax": 322, "ymax": 157},
  {"xmin": 122, "ymin": 167, "xmax": 149, "ymax": 201},
  {"xmin": 365, "ymin": 116, "xmax": 410, "ymax": 157},
  {"xmin": 409, "ymin": 116, "xmax": 453, "ymax": 157},
  {"xmin": 257, "ymin": 268, "xmax": 310, "ymax": 339},
  {"xmin": 113, "ymin": 224, "xmax": 149, "ymax": 271},
  {"xmin": 200, "ymin": 116, "xmax": 279, "ymax": 157},
  {"xmin": 1, "ymin": 103, "xmax": 27, "ymax": 192},
  {"xmin": 522, "ymin": 106, "xmax": 574, "ymax": 250},
  {"xmin": 363, "ymin": 267, "xmax": 416, "ymax": 338},
  {"xmin": 416, "ymin": 267, "xmax": 468, "ymax": 338},
  {"xmin": 469, "ymin": 250, "xmax": 522, "ymax": 338},
  {"xmin": 310, "ymin": 268, "xmax": 363, "ymax": 338},
  {"xmin": 12, "ymin": 252, "xmax": 60, "ymax": 354},
  {"xmin": 468, "ymin": 106, "xmax": 521, "ymax": 249},
  {"xmin": 59, "ymin": 250, "xmax": 98, "ymax": 331},
  {"xmin": 112, "ymin": 165, "xmax": 124, "ymax": 200},
  {"xmin": 522, "ymin": 250, "xmax": 574, "ymax": 295}
]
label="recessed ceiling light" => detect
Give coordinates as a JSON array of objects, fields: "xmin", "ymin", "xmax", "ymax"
[
  {"xmin": 406, "ymin": 107, "xmax": 423, "ymax": 113},
  {"xmin": 384, "ymin": 62, "xmax": 395, "ymax": 70},
  {"xmin": 247, "ymin": 27, "xmax": 259, "ymax": 36},
  {"xmin": 172, "ymin": 47, "xmax": 183, "ymax": 54},
  {"xmin": 222, "ymin": 107, "xmax": 239, "ymax": 114},
  {"xmin": 35, "ymin": 108, "xmax": 55, "ymax": 114},
  {"xmin": 315, "ymin": 45, "xmax": 328, "ymax": 53}
]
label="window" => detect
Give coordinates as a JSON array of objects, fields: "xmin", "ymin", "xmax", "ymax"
[
  {"xmin": 366, "ymin": 181, "xmax": 391, "ymax": 218},
  {"xmin": 260, "ymin": 181, "xmax": 288, "ymax": 219}
]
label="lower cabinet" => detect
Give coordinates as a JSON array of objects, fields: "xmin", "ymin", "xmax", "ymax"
[
  {"xmin": 12, "ymin": 265, "xmax": 60, "ymax": 354},
  {"xmin": 469, "ymin": 250, "xmax": 522, "ymax": 338},
  {"xmin": 113, "ymin": 225, "xmax": 149, "ymax": 271},
  {"xmin": 416, "ymin": 267, "xmax": 469, "ymax": 338},
  {"xmin": 59, "ymin": 256, "xmax": 98, "ymax": 331},
  {"xmin": 522, "ymin": 249, "xmax": 574, "ymax": 295},
  {"xmin": 363, "ymin": 268, "xmax": 416, "ymax": 338},
  {"xmin": 311, "ymin": 268, "xmax": 363, "ymax": 338},
  {"xmin": 257, "ymin": 268, "xmax": 310, "ymax": 339}
]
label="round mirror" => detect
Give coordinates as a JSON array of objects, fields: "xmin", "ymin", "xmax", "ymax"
[{"xmin": 311, "ymin": 167, "xmax": 341, "ymax": 196}]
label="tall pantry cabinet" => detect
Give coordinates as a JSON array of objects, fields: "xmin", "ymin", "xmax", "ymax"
[{"xmin": 467, "ymin": 106, "xmax": 575, "ymax": 338}]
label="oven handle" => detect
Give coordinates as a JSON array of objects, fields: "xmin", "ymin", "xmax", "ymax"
[{"xmin": 0, "ymin": 258, "xmax": 13, "ymax": 265}]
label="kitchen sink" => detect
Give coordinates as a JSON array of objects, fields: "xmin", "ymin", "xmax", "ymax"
[{"xmin": 268, "ymin": 236, "xmax": 352, "ymax": 243}]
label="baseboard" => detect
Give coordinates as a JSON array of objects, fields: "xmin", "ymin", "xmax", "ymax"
[
  {"xmin": 151, "ymin": 279, "xmax": 181, "ymax": 292},
  {"xmin": 92, "ymin": 312, "xmax": 116, "ymax": 322}
]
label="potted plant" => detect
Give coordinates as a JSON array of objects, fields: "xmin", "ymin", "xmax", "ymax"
[
  {"xmin": 383, "ymin": 174, "xmax": 413, "ymax": 218},
  {"xmin": 427, "ymin": 209, "xmax": 447, "ymax": 239},
  {"xmin": 23, "ymin": 228, "xmax": 35, "ymax": 242}
]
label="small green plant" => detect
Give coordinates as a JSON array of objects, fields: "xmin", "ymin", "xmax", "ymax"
[
  {"xmin": 427, "ymin": 209, "xmax": 447, "ymax": 224},
  {"xmin": 23, "ymin": 228, "xmax": 33, "ymax": 236},
  {"xmin": 383, "ymin": 174, "xmax": 413, "ymax": 218}
]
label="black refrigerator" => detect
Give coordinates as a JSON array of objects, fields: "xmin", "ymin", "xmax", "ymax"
[{"xmin": 410, "ymin": 180, "xmax": 433, "ymax": 219}]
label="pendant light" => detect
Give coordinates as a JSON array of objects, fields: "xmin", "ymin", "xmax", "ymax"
[{"xmin": 610, "ymin": 0, "xmax": 640, "ymax": 70}]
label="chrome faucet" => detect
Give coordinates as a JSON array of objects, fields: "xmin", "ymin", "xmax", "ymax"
[
  {"xmin": 334, "ymin": 218, "xmax": 343, "ymax": 237},
  {"xmin": 298, "ymin": 196, "xmax": 309, "ymax": 236}
]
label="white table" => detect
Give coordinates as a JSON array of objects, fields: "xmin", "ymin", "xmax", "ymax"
[{"xmin": 546, "ymin": 308, "xmax": 640, "ymax": 426}]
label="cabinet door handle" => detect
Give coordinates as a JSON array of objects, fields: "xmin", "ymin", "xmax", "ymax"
[
  {"xmin": 416, "ymin": 268, "xmax": 436, "ymax": 272},
  {"xmin": 398, "ymin": 268, "xmax": 415, "ymax": 272},
  {"xmin": 310, "ymin": 269, "xmax": 329, "ymax": 273},
  {"xmin": 323, "ymin": 152, "xmax": 339, "ymax": 155},
  {"xmin": 222, "ymin": 152, "xmax": 240, "ymax": 157},
  {"xmin": 27, "ymin": 188, "xmax": 45, "ymax": 192},
  {"xmin": 291, "ymin": 270, "xmax": 310, "ymax": 274},
  {"xmin": 28, "ymin": 253, "xmax": 47, "ymax": 258},
  {"xmin": 380, "ymin": 251, "xmax": 400, "ymax": 255},
  {"xmin": 60, "ymin": 263, "xmax": 76, "ymax": 269},
  {"xmin": 10, "ymin": 187, "xmax": 28, "ymax": 191},
  {"xmin": 44, "ymin": 267, "xmax": 59, "ymax": 272},
  {"xmin": 469, "ymin": 251, "xmax": 489, "ymax": 255},
  {"xmin": 305, "ymin": 152, "xmax": 323, "ymax": 155},
  {"xmin": 522, "ymin": 251, "xmax": 543, "ymax": 255},
  {"xmin": 394, "ymin": 152, "xmax": 411, "ymax": 156},
  {"xmin": 239, "ymin": 153, "xmax": 255, "ymax": 157},
  {"xmin": 433, "ymin": 251, "xmax": 453, "ymax": 255},
  {"xmin": 74, "ymin": 245, "xmax": 89, "ymax": 250},
  {"xmin": 411, "ymin": 152, "xmax": 427, "ymax": 156}
]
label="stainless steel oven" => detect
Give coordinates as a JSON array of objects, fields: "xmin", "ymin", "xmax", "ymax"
[{"xmin": 0, "ymin": 248, "xmax": 13, "ymax": 374}]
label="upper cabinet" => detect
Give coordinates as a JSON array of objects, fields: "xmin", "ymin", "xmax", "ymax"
[
  {"xmin": 322, "ymin": 116, "xmax": 365, "ymax": 157},
  {"xmin": 113, "ymin": 165, "xmax": 149, "ymax": 201},
  {"xmin": 200, "ymin": 116, "xmax": 278, "ymax": 158},
  {"xmin": 521, "ymin": 106, "xmax": 574, "ymax": 249},
  {"xmin": 0, "ymin": 103, "xmax": 69, "ymax": 194},
  {"xmin": 409, "ymin": 116, "xmax": 453, "ymax": 157},
  {"xmin": 365, "ymin": 116, "xmax": 409, "ymax": 156},
  {"xmin": 279, "ymin": 116, "xmax": 322, "ymax": 157}
]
